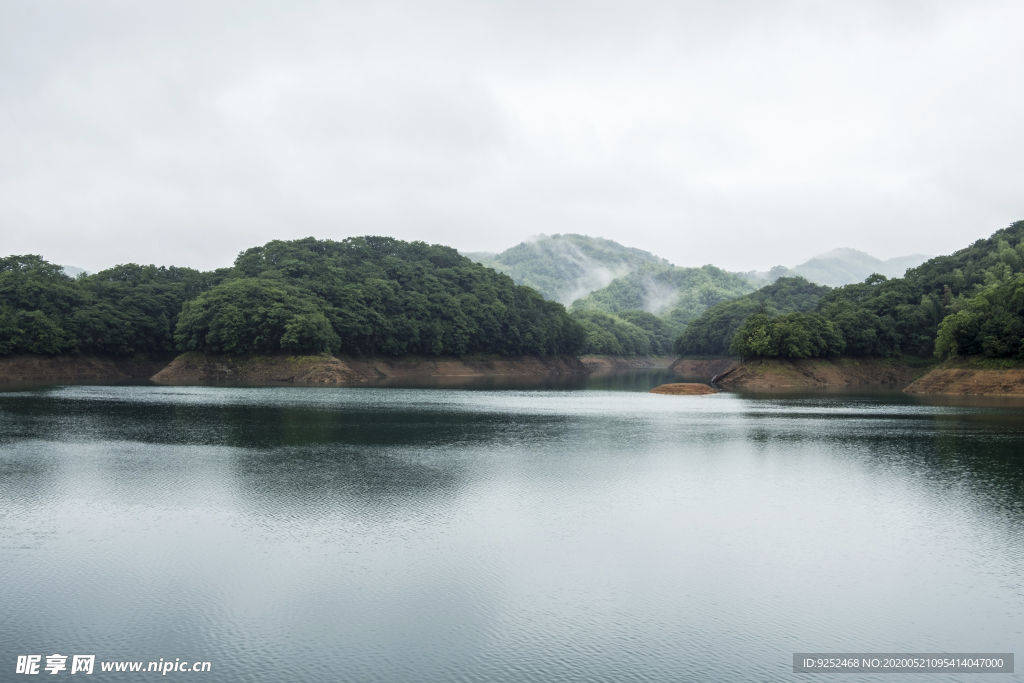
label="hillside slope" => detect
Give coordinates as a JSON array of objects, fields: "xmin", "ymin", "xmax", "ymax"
[
  {"xmin": 675, "ymin": 277, "xmax": 831, "ymax": 356},
  {"xmin": 693, "ymin": 220, "xmax": 1024, "ymax": 370},
  {"xmin": 570, "ymin": 263, "xmax": 755, "ymax": 327},
  {"xmin": 904, "ymin": 357, "xmax": 1024, "ymax": 395},
  {"xmin": 463, "ymin": 234, "xmax": 667, "ymax": 305}
]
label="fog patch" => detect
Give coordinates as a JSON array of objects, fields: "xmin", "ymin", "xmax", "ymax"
[
  {"xmin": 557, "ymin": 244, "xmax": 632, "ymax": 306},
  {"xmin": 641, "ymin": 277, "xmax": 679, "ymax": 315}
]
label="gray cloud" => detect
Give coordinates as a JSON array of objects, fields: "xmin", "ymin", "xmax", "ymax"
[{"xmin": 1, "ymin": 0, "xmax": 1022, "ymax": 272}]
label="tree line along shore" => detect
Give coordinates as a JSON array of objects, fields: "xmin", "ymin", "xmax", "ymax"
[{"xmin": 2, "ymin": 223, "xmax": 1023, "ymax": 393}]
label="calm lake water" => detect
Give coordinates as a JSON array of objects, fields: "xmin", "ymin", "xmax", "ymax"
[{"xmin": 1, "ymin": 372, "xmax": 1022, "ymax": 681}]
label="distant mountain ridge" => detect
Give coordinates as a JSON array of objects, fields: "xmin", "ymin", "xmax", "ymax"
[
  {"xmin": 461, "ymin": 234, "xmax": 667, "ymax": 306},
  {"xmin": 741, "ymin": 248, "xmax": 931, "ymax": 288},
  {"xmin": 468, "ymin": 237, "xmax": 930, "ymax": 304}
]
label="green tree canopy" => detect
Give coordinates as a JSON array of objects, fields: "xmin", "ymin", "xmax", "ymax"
[
  {"xmin": 176, "ymin": 279, "xmax": 340, "ymax": 355},
  {"xmin": 675, "ymin": 276, "xmax": 830, "ymax": 356},
  {"xmin": 212, "ymin": 236, "xmax": 585, "ymax": 357},
  {"xmin": 571, "ymin": 310, "xmax": 652, "ymax": 356},
  {"xmin": 684, "ymin": 220, "xmax": 1024, "ymax": 362},
  {"xmin": 934, "ymin": 273, "xmax": 1024, "ymax": 360},
  {"xmin": 729, "ymin": 312, "xmax": 845, "ymax": 360}
]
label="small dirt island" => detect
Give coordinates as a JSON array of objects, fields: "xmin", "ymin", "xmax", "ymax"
[{"xmin": 650, "ymin": 383, "xmax": 717, "ymax": 395}]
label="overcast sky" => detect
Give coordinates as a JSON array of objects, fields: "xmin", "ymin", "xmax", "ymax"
[{"xmin": 2, "ymin": 0, "xmax": 1022, "ymax": 273}]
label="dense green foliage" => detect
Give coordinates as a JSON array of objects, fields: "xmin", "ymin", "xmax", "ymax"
[
  {"xmin": 203, "ymin": 236, "xmax": 584, "ymax": 356},
  {"xmin": 691, "ymin": 221, "xmax": 1024, "ymax": 361},
  {"xmin": 175, "ymin": 279, "xmax": 340, "ymax": 355},
  {"xmin": 7, "ymin": 223, "xmax": 1024, "ymax": 363},
  {"xmin": 613, "ymin": 310, "xmax": 681, "ymax": 355},
  {"xmin": 1, "ymin": 237, "xmax": 586, "ymax": 359},
  {"xmin": 571, "ymin": 309, "xmax": 681, "ymax": 356},
  {"xmin": 729, "ymin": 312, "xmax": 845, "ymax": 359},
  {"xmin": 806, "ymin": 224, "xmax": 1024, "ymax": 358},
  {"xmin": 468, "ymin": 234, "xmax": 666, "ymax": 305},
  {"xmin": 570, "ymin": 263, "xmax": 754, "ymax": 326},
  {"xmin": 934, "ymin": 273, "xmax": 1024, "ymax": 359},
  {"xmin": 675, "ymin": 277, "xmax": 830, "ymax": 356},
  {"xmin": 571, "ymin": 310, "xmax": 653, "ymax": 356},
  {"xmin": 0, "ymin": 255, "xmax": 225, "ymax": 356}
]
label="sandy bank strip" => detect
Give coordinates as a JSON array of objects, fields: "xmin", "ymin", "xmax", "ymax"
[
  {"xmin": 151, "ymin": 353, "xmax": 589, "ymax": 384},
  {"xmin": 669, "ymin": 358, "xmax": 740, "ymax": 379},
  {"xmin": 580, "ymin": 355, "xmax": 677, "ymax": 371},
  {"xmin": 904, "ymin": 360, "xmax": 1024, "ymax": 396},
  {"xmin": 0, "ymin": 355, "xmax": 170, "ymax": 384},
  {"xmin": 712, "ymin": 357, "xmax": 928, "ymax": 389}
]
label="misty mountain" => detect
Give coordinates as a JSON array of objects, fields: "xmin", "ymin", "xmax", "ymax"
[
  {"xmin": 569, "ymin": 263, "xmax": 755, "ymax": 327},
  {"xmin": 461, "ymin": 234, "xmax": 667, "ymax": 306},
  {"xmin": 740, "ymin": 248, "xmax": 931, "ymax": 287},
  {"xmin": 61, "ymin": 265, "xmax": 87, "ymax": 277}
]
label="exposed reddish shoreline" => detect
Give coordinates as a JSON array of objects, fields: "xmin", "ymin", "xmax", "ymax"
[
  {"xmin": 580, "ymin": 355, "xmax": 676, "ymax": 371},
  {"xmin": 0, "ymin": 354, "xmax": 169, "ymax": 384},
  {"xmin": 669, "ymin": 357, "xmax": 740, "ymax": 379},
  {"xmin": 709, "ymin": 357, "xmax": 927, "ymax": 389},
  {"xmin": 151, "ymin": 353, "xmax": 589, "ymax": 384},
  {"xmin": 904, "ymin": 357, "xmax": 1024, "ymax": 396},
  {"xmin": 650, "ymin": 383, "xmax": 717, "ymax": 395}
]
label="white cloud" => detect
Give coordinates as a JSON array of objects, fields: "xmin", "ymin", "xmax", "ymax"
[{"xmin": 1, "ymin": 0, "xmax": 1022, "ymax": 272}]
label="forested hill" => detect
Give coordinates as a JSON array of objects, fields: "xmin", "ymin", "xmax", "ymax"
[
  {"xmin": 0, "ymin": 238, "xmax": 585, "ymax": 359},
  {"xmin": 675, "ymin": 277, "xmax": 830, "ymax": 356},
  {"xmin": 463, "ymin": 234, "xmax": 667, "ymax": 305},
  {"xmin": 9, "ymin": 224, "xmax": 1020, "ymax": 365},
  {"xmin": 570, "ymin": 263, "xmax": 755, "ymax": 327},
  {"xmin": 682, "ymin": 221, "xmax": 1024, "ymax": 362},
  {"xmin": 0, "ymin": 256, "xmax": 227, "ymax": 356}
]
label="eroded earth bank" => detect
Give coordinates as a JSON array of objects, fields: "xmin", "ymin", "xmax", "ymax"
[{"xmin": 151, "ymin": 353, "xmax": 590, "ymax": 383}]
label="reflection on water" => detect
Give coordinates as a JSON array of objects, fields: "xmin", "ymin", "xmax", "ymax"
[{"xmin": 0, "ymin": 374, "xmax": 1022, "ymax": 682}]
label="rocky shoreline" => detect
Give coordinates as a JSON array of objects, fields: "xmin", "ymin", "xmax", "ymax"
[
  {"xmin": 5, "ymin": 352, "xmax": 1023, "ymax": 395},
  {"xmin": 151, "ymin": 353, "xmax": 590, "ymax": 384},
  {"xmin": 707, "ymin": 356, "xmax": 930, "ymax": 389},
  {"xmin": 669, "ymin": 357, "xmax": 741, "ymax": 379},
  {"xmin": 580, "ymin": 355, "xmax": 677, "ymax": 371},
  {"xmin": 904, "ymin": 357, "xmax": 1024, "ymax": 396},
  {"xmin": 0, "ymin": 354, "xmax": 170, "ymax": 384},
  {"xmin": 695, "ymin": 355, "xmax": 1024, "ymax": 395}
]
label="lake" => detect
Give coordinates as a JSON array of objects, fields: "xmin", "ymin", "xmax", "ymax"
[{"xmin": 1, "ymin": 373, "xmax": 1022, "ymax": 681}]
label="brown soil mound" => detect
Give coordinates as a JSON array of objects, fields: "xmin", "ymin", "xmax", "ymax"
[
  {"xmin": 152, "ymin": 353, "xmax": 589, "ymax": 384},
  {"xmin": 669, "ymin": 358, "xmax": 740, "ymax": 379},
  {"xmin": 650, "ymin": 383, "xmax": 717, "ymax": 395},
  {"xmin": 151, "ymin": 354, "xmax": 362, "ymax": 383},
  {"xmin": 904, "ymin": 357, "xmax": 1024, "ymax": 395},
  {"xmin": 0, "ymin": 355, "xmax": 169, "ymax": 384},
  {"xmin": 713, "ymin": 357, "xmax": 928, "ymax": 389},
  {"xmin": 580, "ymin": 355, "xmax": 676, "ymax": 370}
]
